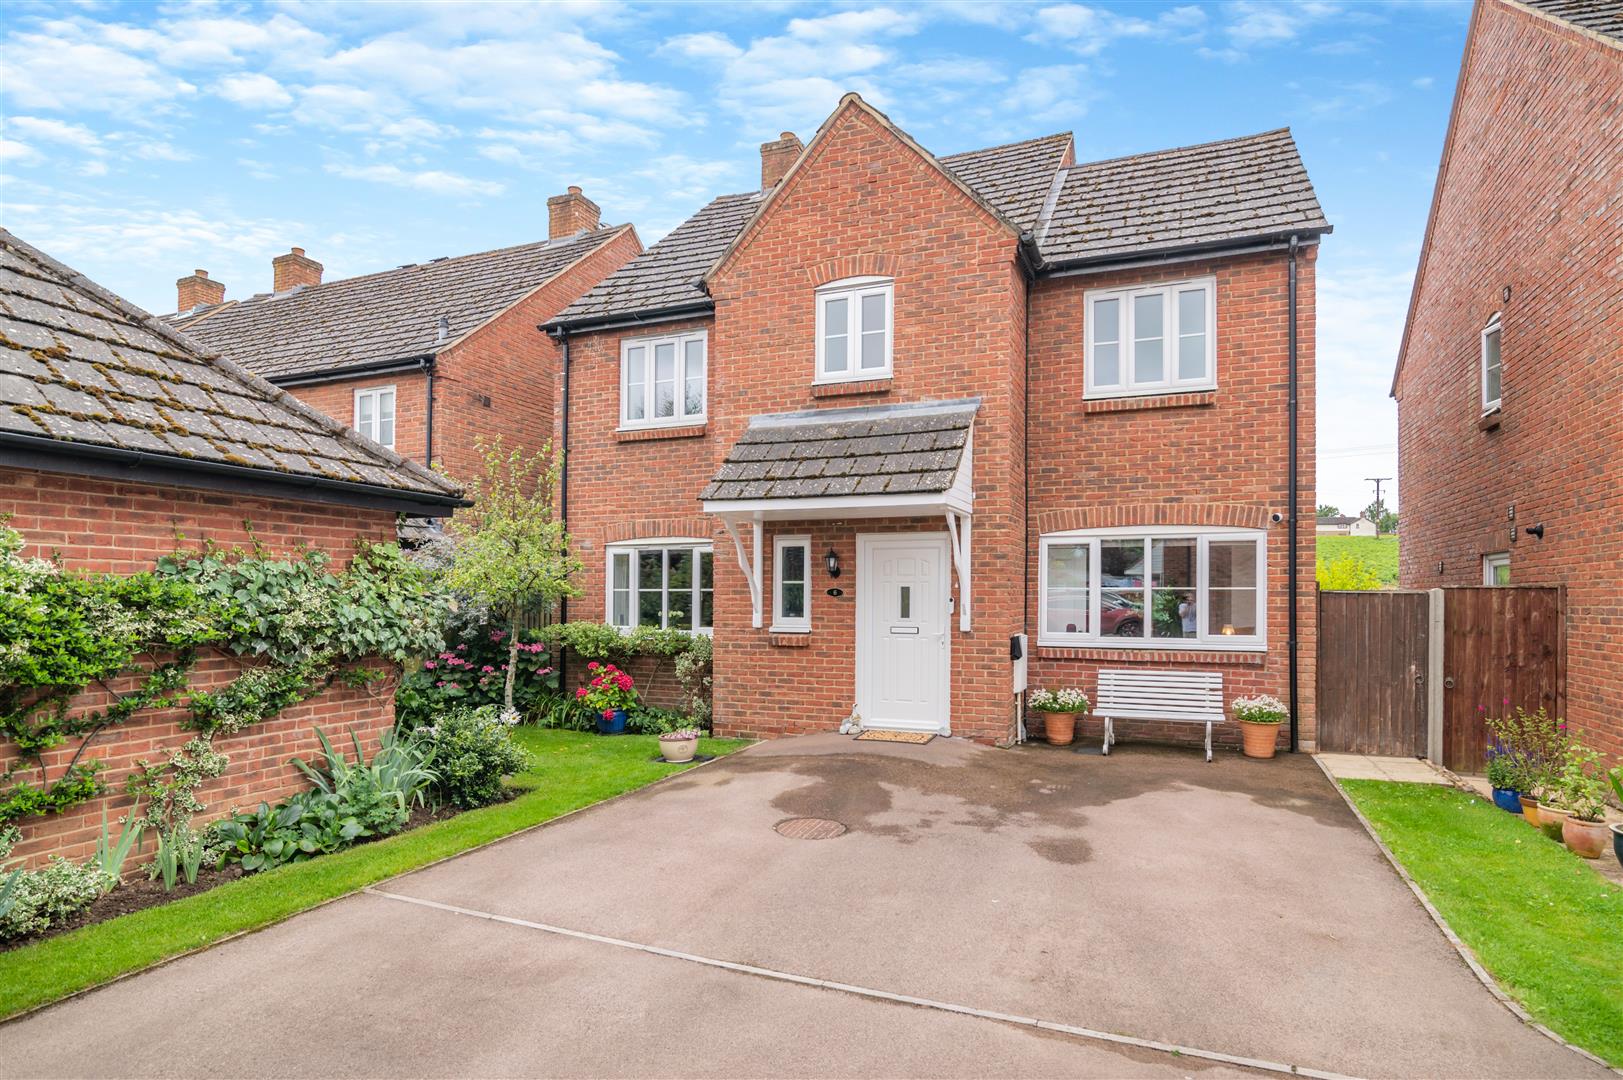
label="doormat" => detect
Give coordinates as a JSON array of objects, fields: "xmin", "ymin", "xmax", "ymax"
[{"xmin": 854, "ymin": 730, "xmax": 935, "ymax": 745}]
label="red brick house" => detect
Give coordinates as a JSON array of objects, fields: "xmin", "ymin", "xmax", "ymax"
[
  {"xmin": 0, "ymin": 229, "xmax": 465, "ymax": 866},
  {"xmin": 546, "ymin": 95, "xmax": 1328, "ymax": 750},
  {"xmin": 167, "ymin": 188, "xmax": 640, "ymax": 502},
  {"xmin": 1393, "ymin": 0, "xmax": 1622, "ymax": 761}
]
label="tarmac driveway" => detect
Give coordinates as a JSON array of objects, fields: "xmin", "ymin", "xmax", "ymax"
[{"xmin": 1, "ymin": 736, "xmax": 1607, "ymax": 1079}]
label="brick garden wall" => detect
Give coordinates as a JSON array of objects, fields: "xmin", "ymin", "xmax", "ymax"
[
  {"xmin": 1, "ymin": 466, "xmax": 402, "ymax": 868},
  {"xmin": 1394, "ymin": 0, "xmax": 1621, "ymax": 762}
]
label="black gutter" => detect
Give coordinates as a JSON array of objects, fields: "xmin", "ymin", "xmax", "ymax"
[
  {"xmin": 0, "ymin": 431, "xmax": 467, "ymax": 516},
  {"xmin": 267, "ymin": 353, "xmax": 436, "ymax": 389},
  {"xmin": 541, "ymin": 300, "xmax": 713, "ymax": 337},
  {"xmin": 1287, "ymin": 234, "xmax": 1301, "ymax": 754},
  {"xmin": 1038, "ymin": 230, "xmax": 1330, "ymax": 279}
]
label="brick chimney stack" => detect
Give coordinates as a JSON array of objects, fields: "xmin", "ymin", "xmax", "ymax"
[
  {"xmin": 272, "ymin": 247, "xmax": 323, "ymax": 292},
  {"xmin": 176, "ymin": 269, "xmax": 224, "ymax": 313},
  {"xmin": 547, "ymin": 186, "xmax": 601, "ymax": 240},
  {"xmin": 760, "ymin": 131, "xmax": 803, "ymax": 190}
]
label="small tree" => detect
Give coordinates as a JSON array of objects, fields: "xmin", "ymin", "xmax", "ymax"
[
  {"xmin": 445, "ymin": 439, "xmax": 580, "ymax": 713},
  {"xmin": 1316, "ymin": 504, "xmax": 1341, "ymax": 520}
]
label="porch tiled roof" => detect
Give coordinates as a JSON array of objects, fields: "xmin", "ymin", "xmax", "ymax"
[
  {"xmin": 700, "ymin": 398, "xmax": 978, "ymax": 502},
  {"xmin": 0, "ymin": 229, "xmax": 462, "ymax": 502}
]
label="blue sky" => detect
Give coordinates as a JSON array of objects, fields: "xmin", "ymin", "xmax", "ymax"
[{"xmin": 0, "ymin": 0, "xmax": 1472, "ymax": 514}]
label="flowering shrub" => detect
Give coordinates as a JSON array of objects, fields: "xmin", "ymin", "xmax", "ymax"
[
  {"xmin": 543, "ymin": 621, "xmax": 711, "ymax": 724},
  {"xmin": 660, "ymin": 727, "xmax": 702, "ymax": 741},
  {"xmin": 395, "ymin": 617, "xmax": 556, "ymax": 727},
  {"xmin": 577, "ymin": 662, "xmax": 640, "ymax": 721},
  {"xmin": 415, "ymin": 705, "xmax": 529, "ymax": 809},
  {"xmin": 1483, "ymin": 705, "xmax": 1568, "ymax": 799},
  {"xmin": 1028, "ymin": 687, "xmax": 1090, "ymax": 714},
  {"xmin": 1232, "ymin": 694, "xmax": 1288, "ymax": 724}
]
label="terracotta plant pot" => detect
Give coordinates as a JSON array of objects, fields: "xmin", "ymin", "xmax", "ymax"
[
  {"xmin": 1240, "ymin": 720, "xmax": 1282, "ymax": 759},
  {"xmin": 1041, "ymin": 712, "xmax": 1078, "ymax": 746},
  {"xmin": 1534, "ymin": 801, "xmax": 1572, "ymax": 842},
  {"xmin": 1518, "ymin": 794, "xmax": 1541, "ymax": 829},
  {"xmin": 658, "ymin": 735, "xmax": 698, "ymax": 763},
  {"xmin": 1562, "ymin": 816, "xmax": 1608, "ymax": 860}
]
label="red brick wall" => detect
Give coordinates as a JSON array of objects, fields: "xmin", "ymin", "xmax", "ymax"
[
  {"xmin": 287, "ymin": 372, "xmax": 430, "ymax": 468},
  {"xmin": 1394, "ymin": 0, "xmax": 1622, "ymax": 762},
  {"xmin": 1026, "ymin": 249, "xmax": 1319, "ymax": 753},
  {"xmin": 1, "ymin": 467, "xmax": 401, "ymax": 868}
]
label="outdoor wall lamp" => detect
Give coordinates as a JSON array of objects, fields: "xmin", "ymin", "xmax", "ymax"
[
  {"xmin": 825, "ymin": 548, "xmax": 842, "ymax": 578},
  {"xmin": 1525, "ymin": 523, "xmax": 1545, "ymax": 540}
]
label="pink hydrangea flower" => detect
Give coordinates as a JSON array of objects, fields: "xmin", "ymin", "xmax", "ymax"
[{"xmin": 423, "ymin": 660, "xmax": 437, "ymax": 670}]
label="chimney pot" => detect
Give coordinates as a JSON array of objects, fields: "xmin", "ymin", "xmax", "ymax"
[
  {"xmin": 272, "ymin": 247, "xmax": 323, "ymax": 292},
  {"xmin": 760, "ymin": 131, "xmax": 803, "ymax": 191},
  {"xmin": 176, "ymin": 269, "xmax": 225, "ymax": 313},
  {"xmin": 547, "ymin": 186, "xmax": 601, "ymax": 240}
]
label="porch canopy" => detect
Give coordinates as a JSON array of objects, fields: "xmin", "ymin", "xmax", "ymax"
[{"xmin": 700, "ymin": 397, "xmax": 979, "ymax": 630}]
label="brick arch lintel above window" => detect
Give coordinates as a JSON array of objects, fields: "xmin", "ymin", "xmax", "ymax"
[
  {"xmin": 602, "ymin": 518, "xmax": 714, "ymax": 546},
  {"xmin": 806, "ymin": 254, "xmax": 901, "ymax": 288},
  {"xmin": 1036, "ymin": 503, "xmax": 1270, "ymax": 536}
]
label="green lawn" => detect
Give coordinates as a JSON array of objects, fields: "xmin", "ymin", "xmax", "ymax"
[
  {"xmin": 0, "ymin": 729, "xmax": 748, "ymax": 1020},
  {"xmin": 1317, "ymin": 534, "xmax": 1399, "ymax": 586},
  {"xmin": 1341, "ymin": 780, "xmax": 1623, "ymax": 1066}
]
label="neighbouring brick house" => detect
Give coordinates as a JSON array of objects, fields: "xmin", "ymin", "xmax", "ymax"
[
  {"xmin": 1393, "ymin": 1, "xmax": 1622, "ymax": 762},
  {"xmin": 0, "ymin": 229, "xmax": 465, "ymax": 867},
  {"xmin": 167, "ymin": 188, "xmax": 640, "ymax": 511},
  {"xmin": 546, "ymin": 95, "xmax": 1327, "ymax": 750}
]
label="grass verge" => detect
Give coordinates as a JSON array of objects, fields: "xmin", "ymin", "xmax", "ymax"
[
  {"xmin": 1341, "ymin": 780, "xmax": 1622, "ymax": 1067},
  {"xmin": 0, "ymin": 730, "xmax": 748, "ymax": 1021}
]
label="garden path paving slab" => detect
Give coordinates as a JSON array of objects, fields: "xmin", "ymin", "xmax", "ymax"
[
  {"xmin": 378, "ymin": 735, "xmax": 1608, "ymax": 1079},
  {"xmin": 0, "ymin": 891, "xmax": 1248, "ymax": 1079}
]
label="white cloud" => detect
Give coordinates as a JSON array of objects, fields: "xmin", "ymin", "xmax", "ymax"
[
  {"xmin": 1222, "ymin": 1, "xmax": 1341, "ymax": 49},
  {"xmin": 1000, "ymin": 64, "xmax": 1099, "ymax": 124},
  {"xmin": 7, "ymin": 116, "xmax": 104, "ymax": 151},
  {"xmin": 0, "ymin": 139, "xmax": 42, "ymax": 165},
  {"xmin": 216, "ymin": 73, "xmax": 294, "ymax": 110},
  {"xmin": 0, "ymin": 31, "xmax": 196, "ymax": 114},
  {"xmin": 326, "ymin": 162, "xmax": 505, "ymax": 198},
  {"xmin": 1032, "ymin": 3, "xmax": 1207, "ymax": 56},
  {"xmin": 659, "ymin": 32, "xmax": 743, "ymax": 62},
  {"xmin": 1412, "ymin": 76, "xmax": 1435, "ymax": 90}
]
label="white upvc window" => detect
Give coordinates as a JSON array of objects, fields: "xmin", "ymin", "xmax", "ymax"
[
  {"xmin": 1483, "ymin": 552, "xmax": 1511, "ymax": 586},
  {"xmin": 354, "ymin": 386, "xmax": 396, "ymax": 449},
  {"xmin": 606, "ymin": 540, "xmax": 713, "ymax": 633},
  {"xmin": 1084, "ymin": 276, "xmax": 1217, "ymax": 399},
  {"xmin": 1480, "ymin": 312, "xmax": 1502, "ymax": 413},
  {"xmin": 621, "ymin": 331, "xmax": 707, "ymax": 430},
  {"xmin": 771, "ymin": 534, "xmax": 811, "ymax": 633},
  {"xmin": 1038, "ymin": 526, "xmax": 1266, "ymax": 650},
  {"xmin": 815, "ymin": 276, "xmax": 892, "ymax": 383}
]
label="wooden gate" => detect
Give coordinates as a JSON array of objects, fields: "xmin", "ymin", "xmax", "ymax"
[
  {"xmin": 1441, "ymin": 586, "xmax": 1564, "ymax": 774},
  {"xmin": 1317, "ymin": 590, "xmax": 1429, "ymax": 756}
]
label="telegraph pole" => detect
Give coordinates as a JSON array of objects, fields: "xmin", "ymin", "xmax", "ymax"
[{"xmin": 1365, "ymin": 476, "xmax": 1392, "ymax": 533}]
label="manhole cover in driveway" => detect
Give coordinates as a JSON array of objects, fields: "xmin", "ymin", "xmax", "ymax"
[{"xmin": 775, "ymin": 817, "xmax": 847, "ymax": 840}]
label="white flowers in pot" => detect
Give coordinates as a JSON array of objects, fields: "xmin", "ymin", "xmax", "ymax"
[{"xmin": 1028, "ymin": 687, "xmax": 1090, "ymax": 746}]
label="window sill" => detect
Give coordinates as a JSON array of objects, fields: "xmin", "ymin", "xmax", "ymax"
[
  {"xmin": 1036, "ymin": 644, "xmax": 1266, "ymax": 666},
  {"xmin": 1477, "ymin": 409, "xmax": 1502, "ymax": 432},
  {"xmin": 769, "ymin": 632, "xmax": 810, "ymax": 647},
  {"xmin": 616, "ymin": 424, "xmax": 707, "ymax": 442},
  {"xmin": 812, "ymin": 378, "xmax": 892, "ymax": 398},
  {"xmin": 1082, "ymin": 391, "xmax": 1216, "ymax": 414}
]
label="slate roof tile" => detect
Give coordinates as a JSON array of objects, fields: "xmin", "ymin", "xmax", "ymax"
[
  {"xmin": 1520, "ymin": 0, "xmax": 1623, "ymax": 39},
  {"xmin": 167, "ymin": 227, "xmax": 633, "ymax": 382},
  {"xmin": 0, "ymin": 228, "xmax": 462, "ymax": 502}
]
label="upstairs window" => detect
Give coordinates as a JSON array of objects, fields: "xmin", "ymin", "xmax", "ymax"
[
  {"xmin": 354, "ymin": 386, "xmax": 396, "ymax": 449},
  {"xmin": 1481, "ymin": 313, "xmax": 1502, "ymax": 413},
  {"xmin": 1085, "ymin": 277, "xmax": 1216, "ymax": 398},
  {"xmin": 622, "ymin": 331, "xmax": 706, "ymax": 429},
  {"xmin": 816, "ymin": 277, "xmax": 892, "ymax": 383},
  {"xmin": 607, "ymin": 541, "xmax": 713, "ymax": 632}
]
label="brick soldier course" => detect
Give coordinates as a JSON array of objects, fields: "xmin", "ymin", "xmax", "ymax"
[{"xmin": 1393, "ymin": 0, "xmax": 1622, "ymax": 762}]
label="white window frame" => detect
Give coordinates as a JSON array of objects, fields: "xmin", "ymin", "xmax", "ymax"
[
  {"xmin": 604, "ymin": 539, "xmax": 714, "ymax": 634},
  {"xmin": 1037, "ymin": 525, "xmax": 1267, "ymax": 651},
  {"xmin": 353, "ymin": 385, "xmax": 396, "ymax": 450},
  {"xmin": 770, "ymin": 534, "xmax": 812, "ymax": 633},
  {"xmin": 814, "ymin": 276, "xmax": 893, "ymax": 384},
  {"xmin": 1483, "ymin": 551, "xmax": 1510, "ymax": 586},
  {"xmin": 1084, "ymin": 276, "xmax": 1217, "ymax": 399},
  {"xmin": 1480, "ymin": 312, "xmax": 1502, "ymax": 414},
  {"xmin": 620, "ymin": 331, "xmax": 707, "ymax": 431}
]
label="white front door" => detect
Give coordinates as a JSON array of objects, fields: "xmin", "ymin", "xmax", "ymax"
[{"xmin": 856, "ymin": 534, "xmax": 950, "ymax": 734}]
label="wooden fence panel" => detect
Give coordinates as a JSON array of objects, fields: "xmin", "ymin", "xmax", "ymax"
[
  {"xmin": 1317, "ymin": 590, "xmax": 1429, "ymax": 756},
  {"xmin": 1441, "ymin": 586, "xmax": 1564, "ymax": 774}
]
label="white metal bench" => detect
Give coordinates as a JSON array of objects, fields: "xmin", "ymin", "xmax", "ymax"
[{"xmin": 1095, "ymin": 670, "xmax": 1226, "ymax": 762}]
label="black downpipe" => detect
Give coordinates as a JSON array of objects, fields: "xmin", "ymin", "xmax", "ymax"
[
  {"xmin": 1287, "ymin": 234, "xmax": 1301, "ymax": 754},
  {"xmin": 423, "ymin": 357, "xmax": 436, "ymax": 469},
  {"xmin": 550, "ymin": 326, "xmax": 572, "ymax": 638}
]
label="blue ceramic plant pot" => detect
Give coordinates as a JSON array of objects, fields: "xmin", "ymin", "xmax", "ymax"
[
  {"xmin": 1612, "ymin": 824, "xmax": 1622, "ymax": 870},
  {"xmin": 1491, "ymin": 787, "xmax": 1524, "ymax": 814},
  {"xmin": 596, "ymin": 708, "xmax": 628, "ymax": 735}
]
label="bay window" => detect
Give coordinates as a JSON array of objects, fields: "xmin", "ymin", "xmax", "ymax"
[
  {"xmin": 816, "ymin": 277, "xmax": 892, "ymax": 383},
  {"xmin": 1085, "ymin": 277, "xmax": 1216, "ymax": 398},
  {"xmin": 606, "ymin": 541, "xmax": 713, "ymax": 632},
  {"xmin": 1039, "ymin": 527, "xmax": 1265, "ymax": 648},
  {"xmin": 622, "ymin": 331, "xmax": 706, "ymax": 429}
]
